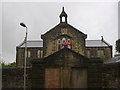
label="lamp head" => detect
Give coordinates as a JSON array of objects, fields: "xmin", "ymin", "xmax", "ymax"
[{"xmin": 20, "ymin": 22, "xmax": 27, "ymax": 27}]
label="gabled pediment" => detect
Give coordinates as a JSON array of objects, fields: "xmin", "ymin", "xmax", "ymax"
[
  {"xmin": 41, "ymin": 23, "xmax": 87, "ymax": 40},
  {"xmin": 43, "ymin": 48, "xmax": 89, "ymax": 67}
]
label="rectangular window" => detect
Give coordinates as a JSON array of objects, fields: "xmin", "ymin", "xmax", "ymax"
[
  {"xmin": 28, "ymin": 51, "xmax": 31, "ymax": 58},
  {"xmin": 62, "ymin": 17, "xmax": 65, "ymax": 22},
  {"xmin": 86, "ymin": 50, "xmax": 90, "ymax": 58},
  {"xmin": 97, "ymin": 50, "xmax": 104, "ymax": 57},
  {"xmin": 37, "ymin": 50, "xmax": 41, "ymax": 58},
  {"xmin": 41, "ymin": 50, "xmax": 43, "ymax": 58}
]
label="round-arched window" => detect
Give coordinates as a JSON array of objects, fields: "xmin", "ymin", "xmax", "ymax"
[
  {"xmin": 57, "ymin": 39, "xmax": 61, "ymax": 44},
  {"xmin": 67, "ymin": 39, "xmax": 70, "ymax": 43},
  {"xmin": 62, "ymin": 38, "xmax": 66, "ymax": 43}
]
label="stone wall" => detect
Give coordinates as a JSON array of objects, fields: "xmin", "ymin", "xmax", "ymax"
[
  {"xmin": 31, "ymin": 49, "xmax": 103, "ymax": 88},
  {"xmin": 2, "ymin": 60, "xmax": 120, "ymax": 89},
  {"xmin": 2, "ymin": 67, "xmax": 32, "ymax": 89},
  {"xmin": 102, "ymin": 62, "xmax": 120, "ymax": 88},
  {"xmin": 88, "ymin": 58, "xmax": 103, "ymax": 88}
]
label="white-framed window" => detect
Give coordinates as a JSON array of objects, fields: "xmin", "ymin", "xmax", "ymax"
[
  {"xmin": 28, "ymin": 51, "xmax": 31, "ymax": 58},
  {"xmin": 37, "ymin": 50, "xmax": 41, "ymax": 58}
]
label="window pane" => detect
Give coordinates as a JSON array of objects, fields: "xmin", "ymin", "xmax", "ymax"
[
  {"xmin": 37, "ymin": 50, "xmax": 41, "ymax": 58},
  {"xmin": 28, "ymin": 51, "xmax": 31, "ymax": 58},
  {"xmin": 97, "ymin": 50, "xmax": 104, "ymax": 57},
  {"xmin": 57, "ymin": 39, "xmax": 61, "ymax": 44},
  {"xmin": 41, "ymin": 50, "xmax": 43, "ymax": 58},
  {"xmin": 67, "ymin": 39, "xmax": 70, "ymax": 43},
  {"xmin": 86, "ymin": 50, "xmax": 90, "ymax": 58},
  {"xmin": 62, "ymin": 17, "xmax": 65, "ymax": 22},
  {"xmin": 62, "ymin": 38, "xmax": 66, "ymax": 43}
]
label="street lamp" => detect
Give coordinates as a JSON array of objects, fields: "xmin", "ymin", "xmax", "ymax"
[{"xmin": 20, "ymin": 22, "xmax": 27, "ymax": 90}]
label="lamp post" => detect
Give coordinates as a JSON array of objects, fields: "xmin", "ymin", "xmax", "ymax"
[{"xmin": 20, "ymin": 22, "xmax": 27, "ymax": 90}]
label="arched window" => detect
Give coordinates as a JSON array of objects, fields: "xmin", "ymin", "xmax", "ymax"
[
  {"xmin": 57, "ymin": 39, "xmax": 61, "ymax": 51},
  {"xmin": 67, "ymin": 39, "xmax": 71, "ymax": 49},
  {"xmin": 62, "ymin": 38, "xmax": 66, "ymax": 43},
  {"xmin": 67, "ymin": 39, "xmax": 70, "ymax": 43},
  {"xmin": 57, "ymin": 39, "xmax": 61, "ymax": 44},
  {"xmin": 62, "ymin": 17, "xmax": 65, "ymax": 22}
]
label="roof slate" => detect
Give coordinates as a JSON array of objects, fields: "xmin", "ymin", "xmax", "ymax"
[
  {"xmin": 18, "ymin": 40, "xmax": 111, "ymax": 48},
  {"xmin": 86, "ymin": 40, "xmax": 111, "ymax": 47},
  {"xmin": 17, "ymin": 40, "xmax": 43, "ymax": 48}
]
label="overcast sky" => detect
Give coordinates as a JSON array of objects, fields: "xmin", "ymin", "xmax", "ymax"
[{"xmin": 1, "ymin": 1, "xmax": 119, "ymax": 63}]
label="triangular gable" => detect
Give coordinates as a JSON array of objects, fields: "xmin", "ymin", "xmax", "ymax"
[
  {"xmin": 41, "ymin": 23, "xmax": 87, "ymax": 39},
  {"xmin": 43, "ymin": 48, "xmax": 89, "ymax": 67}
]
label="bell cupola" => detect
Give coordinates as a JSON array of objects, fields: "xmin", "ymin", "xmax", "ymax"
[{"xmin": 59, "ymin": 7, "xmax": 68, "ymax": 23}]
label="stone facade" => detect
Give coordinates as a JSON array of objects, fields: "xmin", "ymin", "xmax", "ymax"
[
  {"xmin": 31, "ymin": 48, "xmax": 103, "ymax": 88},
  {"xmin": 2, "ymin": 7, "xmax": 118, "ymax": 89},
  {"xmin": 86, "ymin": 46, "xmax": 112, "ymax": 60},
  {"xmin": 16, "ymin": 41, "xmax": 43, "ymax": 67},
  {"xmin": 41, "ymin": 17, "xmax": 87, "ymax": 58},
  {"xmin": 102, "ymin": 62, "xmax": 120, "ymax": 88},
  {"xmin": 2, "ymin": 61, "xmax": 120, "ymax": 89}
]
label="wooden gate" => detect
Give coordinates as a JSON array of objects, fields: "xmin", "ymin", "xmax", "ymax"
[
  {"xmin": 45, "ymin": 68, "xmax": 60, "ymax": 88},
  {"xmin": 72, "ymin": 68, "xmax": 87, "ymax": 88}
]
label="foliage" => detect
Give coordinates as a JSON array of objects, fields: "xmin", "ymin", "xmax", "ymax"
[
  {"xmin": 0, "ymin": 61, "xmax": 16, "ymax": 67},
  {"xmin": 116, "ymin": 39, "xmax": 120, "ymax": 53},
  {"xmin": 100, "ymin": 53, "xmax": 106, "ymax": 61}
]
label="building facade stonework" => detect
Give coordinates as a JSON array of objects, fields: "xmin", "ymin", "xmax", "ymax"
[
  {"xmin": 16, "ymin": 7, "xmax": 112, "ymax": 68},
  {"xmin": 2, "ymin": 7, "xmax": 120, "ymax": 89}
]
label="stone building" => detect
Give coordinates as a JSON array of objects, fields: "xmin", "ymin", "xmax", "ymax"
[
  {"xmin": 16, "ymin": 7, "xmax": 111, "ymax": 88},
  {"xmin": 16, "ymin": 8, "xmax": 112, "ymax": 67},
  {"xmin": 16, "ymin": 40, "xmax": 43, "ymax": 67},
  {"xmin": 85, "ymin": 37, "xmax": 112, "ymax": 59},
  {"xmin": 3, "ymin": 7, "xmax": 120, "ymax": 89}
]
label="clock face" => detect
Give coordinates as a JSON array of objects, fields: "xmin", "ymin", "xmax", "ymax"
[{"xmin": 61, "ymin": 28, "xmax": 68, "ymax": 34}]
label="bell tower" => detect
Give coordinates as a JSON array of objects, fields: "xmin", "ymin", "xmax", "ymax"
[{"xmin": 59, "ymin": 7, "xmax": 68, "ymax": 23}]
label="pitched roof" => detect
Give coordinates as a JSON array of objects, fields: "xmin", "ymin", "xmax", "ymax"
[
  {"xmin": 86, "ymin": 40, "xmax": 111, "ymax": 47},
  {"xmin": 17, "ymin": 40, "xmax": 43, "ymax": 48},
  {"xmin": 17, "ymin": 39, "xmax": 111, "ymax": 48}
]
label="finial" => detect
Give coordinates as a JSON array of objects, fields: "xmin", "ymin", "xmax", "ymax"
[
  {"xmin": 62, "ymin": 7, "xmax": 64, "ymax": 11},
  {"xmin": 101, "ymin": 36, "xmax": 104, "ymax": 41}
]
